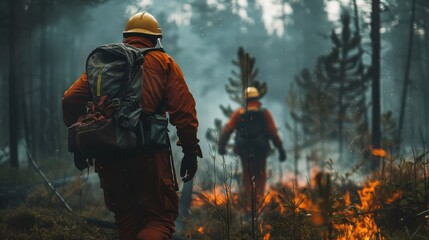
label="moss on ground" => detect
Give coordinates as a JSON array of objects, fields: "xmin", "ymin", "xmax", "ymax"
[{"xmin": 0, "ymin": 205, "xmax": 116, "ymax": 240}]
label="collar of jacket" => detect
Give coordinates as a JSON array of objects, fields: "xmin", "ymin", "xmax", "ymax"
[
  {"xmin": 245, "ymin": 99, "xmax": 262, "ymax": 111},
  {"xmin": 123, "ymin": 36, "xmax": 155, "ymax": 48}
]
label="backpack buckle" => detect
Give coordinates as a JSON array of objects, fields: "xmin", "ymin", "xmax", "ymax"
[
  {"xmin": 86, "ymin": 101, "xmax": 93, "ymax": 113},
  {"xmin": 112, "ymin": 98, "xmax": 120, "ymax": 109}
]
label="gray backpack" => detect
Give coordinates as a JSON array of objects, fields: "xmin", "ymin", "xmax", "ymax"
[{"xmin": 68, "ymin": 43, "xmax": 168, "ymax": 158}]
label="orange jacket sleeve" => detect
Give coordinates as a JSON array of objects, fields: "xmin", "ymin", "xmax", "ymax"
[
  {"xmin": 218, "ymin": 108, "xmax": 243, "ymax": 149},
  {"xmin": 62, "ymin": 73, "xmax": 90, "ymax": 127},
  {"xmin": 223, "ymin": 108, "xmax": 243, "ymax": 134},
  {"xmin": 263, "ymin": 109, "xmax": 284, "ymax": 149},
  {"xmin": 141, "ymin": 49, "xmax": 200, "ymax": 147},
  {"xmin": 163, "ymin": 58, "xmax": 199, "ymax": 146}
]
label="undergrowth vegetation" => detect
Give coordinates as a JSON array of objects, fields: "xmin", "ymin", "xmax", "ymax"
[
  {"xmin": 0, "ymin": 157, "xmax": 114, "ymax": 240},
  {"xmin": 176, "ymin": 150, "xmax": 429, "ymax": 240},
  {"xmin": 1, "ymin": 149, "xmax": 428, "ymax": 239},
  {"xmin": 0, "ymin": 205, "xmax": 115, "ymax": 240}
]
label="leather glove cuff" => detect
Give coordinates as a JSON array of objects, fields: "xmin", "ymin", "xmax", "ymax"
[
  {"xmin": 177, "ymin": 126, "xmax": 199, "ymax": 146},
  {"xmin": 182, "ymin": 144, "xmax": 203, "ymax": 158}
]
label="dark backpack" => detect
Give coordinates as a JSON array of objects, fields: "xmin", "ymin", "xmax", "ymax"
[
  {"xmin": 234, "ymin": 109, "xmax": 269, "ymax": 152},
  {"xmin": 68, "ymin": 43, "xmax": 168, "ymax": 158}
]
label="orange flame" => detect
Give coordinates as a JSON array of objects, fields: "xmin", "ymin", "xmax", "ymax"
[
  {"xmin": 193, "ymin": 185, "xmax": 230, "ymax": 206},
  {"xmin": 190, "ymin": 169, "xmax": 400, "ymax": 240},
  {"xmin": 263, "ymin": 233, "xmax": 271, "ymax": 240},
  {"xmin": 385, "ymin": 192, "xmax": 402, "ymax": 204},
  {"xmin": 335, "ymin": 180, "xmax": 384, "ymax": 240},
  {"xmin": 260, "ymin": 223, "xmax": 272, "ymax": 240},
  {"xmin": 371, "ymin": 148, "xmax": 387, "ymax": 157}
]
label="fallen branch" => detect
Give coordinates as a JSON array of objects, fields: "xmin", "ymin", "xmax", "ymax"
[{"xmin": 24, "ymin": 142, "xmax": 73, "ymax": 212}]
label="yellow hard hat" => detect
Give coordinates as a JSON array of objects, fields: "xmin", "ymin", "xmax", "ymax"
[
  {"xmin": 123, "ymin": 11, "xmax": 162, "ymax": 36},
  {"xmin": 245, "ymin": 87, "xmax": 260, "ymax": 99}
]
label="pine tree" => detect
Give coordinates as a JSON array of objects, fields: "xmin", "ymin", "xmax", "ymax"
[
  {"xmin": 316, "ymin": 11, "xmax": 371, "ymax": 161},
  {"xmin": 286, "ymin": 73, "xmax": 335, "ymax": 176},
  {"xmin": 289, "ymin": 66, "xmax": 336, "ymax": 155},
  {"xmin": 290, "ymin": 11, "xmax": 371, "ymax": 163}
]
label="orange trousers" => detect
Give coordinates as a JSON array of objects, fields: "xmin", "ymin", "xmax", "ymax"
[
  {"xmin": 239, "ymin": 152, "xmax": 267, "ymax": 213},
  {"xmin": 95, "ymin": 148, "xmax": 178, "ymax": 240}
]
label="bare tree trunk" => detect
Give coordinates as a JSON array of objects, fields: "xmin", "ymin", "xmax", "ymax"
[
  {"xmin": 9, "ymin": 0, "xmax": 19, "ymax": 168},
  {"xmin": 353, "ymin": 0, "xmax": 370, "ymax": 136},
  {"xmin": 49, "ymin": 19, "xmax": 60, "ymax": 156},
  {"xmin": 371, "ymin": 0, "xmax": 381, "ymax": 170},
  {"xmin": 293, "ymin": 120, "xmax": 299, "ymax": 179},
  {"xmin": 23, "ymin": 6, "xmax": 34, "ymax": 167},
  {"xmin": 29, "ymin": 5, "xmax": 37, "ymax": 157},
  {"xmin": 338, "ymin": 22, "xmax": 348, "ymax": 162},
  {"xmin": 424, "ymin": 14, "xmax": 429, "ymax": 196},
  {"xmin": 397, "ymin": 0, "xmax": 417, "ymax": 148},
  {"xmin": 425, "ymin": 10, "xmax": 429, "ymax": 142},
  {"xmin": 39, "ymin": 0, "xmax": 48, "ymax": 158},
  {"xmin": 420, "ymin": 43, "xmax": 428, "ymax": 142}
]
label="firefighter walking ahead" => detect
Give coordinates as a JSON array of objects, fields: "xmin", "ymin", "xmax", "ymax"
[{"xmin": 218, "ymin": 87, "xmax": 286, "ymax": 211}]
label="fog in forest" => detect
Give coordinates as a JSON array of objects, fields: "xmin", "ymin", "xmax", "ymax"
[{"xmin": 1, "ymin": 0, "xmax": 429, "ymax": 238}]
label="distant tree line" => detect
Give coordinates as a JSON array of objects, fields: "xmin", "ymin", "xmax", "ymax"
[{"xmin": 4, "ymin": 0, "xmax": 108, "ymax": 167}]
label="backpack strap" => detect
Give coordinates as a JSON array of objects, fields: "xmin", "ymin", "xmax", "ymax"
[
  {"xmin": 134, "ymin": 47, "xmax": 165, "ymax": 69},
  {"xmin": 117, "ymin": 47, "xmax": 166, "ymax": 117},
  {"xmin": 138, "ymin": 47, "xmax": 167, "ymax": 116}
]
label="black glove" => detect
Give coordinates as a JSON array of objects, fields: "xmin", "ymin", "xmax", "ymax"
[
  {"xmin": 180, "ymin": 153, "xmax": 198, "ymax": 183},
  {"xmin": 278, "ymin": 148, "xmax": 287, "ymax": 162},
  {"xmin": 180, "ymin": 144, "xmax": 203, "ymax": 182},
  {"xmin": 73, "ymin": 151, "xmax": 91, "ymax": 171}
]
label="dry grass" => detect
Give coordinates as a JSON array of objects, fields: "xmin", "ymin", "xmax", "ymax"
[
  {"xmin": 177, "ymin": 151, "xmax": 429, "ymax": 240},
  {"xmin": 0, "ymin": 205, "xmax": 116, "ymax": 240},
  {"xmin": 1, "ymin": 148, "xmax": 428, "ymax": 239}
]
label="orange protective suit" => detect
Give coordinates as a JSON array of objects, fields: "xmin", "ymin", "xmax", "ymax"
[
  {"xmin": 218, "ymin": 100, "xmax": 285, "ymax": 211},
  {"xmin": 62, "ymin": 36, "xmax": 199, "ymax": 239}
]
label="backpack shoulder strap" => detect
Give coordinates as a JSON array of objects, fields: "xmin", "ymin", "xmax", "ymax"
[
  {"xmin": 134, "ymin": 47, "xmax": 165, "ymax": 66},
  {"xmin": 135, "ymin": 38, "xmax": 166, "ymax": 69},
  {"xmin": 137, "ymin": 47, "xmax": 167, "ymax": 116}
]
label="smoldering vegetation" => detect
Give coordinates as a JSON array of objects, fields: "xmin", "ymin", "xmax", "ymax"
[{"xmin": 1, "ymin": 0, "xmax": 429, "ymax": 239}]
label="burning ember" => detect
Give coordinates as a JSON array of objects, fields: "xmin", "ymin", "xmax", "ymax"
[{"xmin": 371, "ymin": 148, "xmax": 387, "ymax": 158}]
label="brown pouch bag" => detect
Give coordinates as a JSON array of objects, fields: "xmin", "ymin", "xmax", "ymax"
[{"xmin": 69, "ymin": 100, "xmax": 138, "ymax": 158}]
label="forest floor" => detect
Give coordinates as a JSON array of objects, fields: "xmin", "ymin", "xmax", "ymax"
[{"xmin": 1, "ymin": 153, "xmax": 429, "ymax": 240}]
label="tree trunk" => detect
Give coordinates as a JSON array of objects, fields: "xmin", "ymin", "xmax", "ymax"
[
  {"xmin": 425, "ymin": 8, "xmax": 429, "ymax": 142},
  {"xmin": 23, "ymin": 4, "xmax": 34, "ymax": 167},
  {"xmin": 338, "ymin": 24, "xmax": 348, "ymax": 162},
  {"xmin": 39, "ymin": 0, "xmax": 49, "ymax": 158},
  {"xmin": 353, "ymin": 0, "xmax": 370, "ymax": 140},
  {"xmin": 49, "ymin": 15, "xmax": 60, "ymax": 157},
  {"xmin": 9, "ymin": 0, "xmax": 19, "ymax": 168},
  {"xmin": 397, "ymin": 0, "xmax": 417, "ymax": 148},
  {"xmin": 293, "ymin": 119, "xmax": 299, "ymax": 179},
  {"xmin": 371, "ymin": 0, "xmax": 381, "ymax": 170},
  {"xmin": 29, "ymin": 3, "xmax": 37, "ymax": 157}
]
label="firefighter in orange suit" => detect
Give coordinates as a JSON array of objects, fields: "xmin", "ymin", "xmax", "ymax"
[
  {"xmin": 62, "ymin": 12, "xmax": 202, "ymax": 240},
  {"xmin": 218, "ymin": 87, "xmax": 286, "ymax": 210}
]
